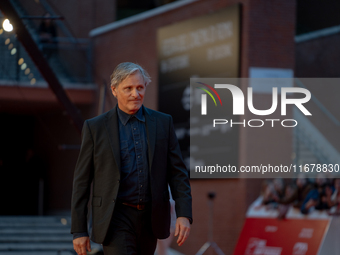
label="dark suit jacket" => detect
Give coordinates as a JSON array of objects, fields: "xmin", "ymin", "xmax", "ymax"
[{"xmin": 71, "ymin": 105, "xmax": 192, "ymax": 244}]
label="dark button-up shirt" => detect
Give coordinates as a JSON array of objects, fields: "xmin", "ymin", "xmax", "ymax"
[
  {"xmin": 116, "ymin": 106, "xmax": 151, "ymax": 204},
  {"xmin": 73, "ymin": 106, "xmax": 151, "ymax": 240}
]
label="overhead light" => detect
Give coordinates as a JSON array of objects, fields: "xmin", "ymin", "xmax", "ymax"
[
  {"xmin": 21, "ymin": 63, "xmax": 27, "ymax": 70},
  {"xmin": 61, "ymin": 218, "xmax": 67, "ymax": 225},
  {"xmin": 2, "ymin": 19, "xmax": 13, "ymax": 32}
]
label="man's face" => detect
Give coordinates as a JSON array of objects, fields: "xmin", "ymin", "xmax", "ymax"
[{"xmin": 111, "ymin": 71, "xmax": 146, "ymax": 115}]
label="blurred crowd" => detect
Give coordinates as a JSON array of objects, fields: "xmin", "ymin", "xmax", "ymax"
[{"xmin": 259, "ymin": 173, "xmax": 340, "ymax": 219}]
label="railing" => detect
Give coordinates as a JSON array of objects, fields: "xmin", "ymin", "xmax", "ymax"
[
  {"xmin": 293, "ymin": 80, "xmax": 340, "ymax": 168},
  {"xmin": 293, "ymin": 114, "xmax": 329, "ymax": 166},
  {"xmin": 0, "ymin": 0, "xmax": 93, "ymax": 86},
  {"xmin": 295, "ymin": 79, "xmax": 340, "ymax": 126},
  {"xmin": 0, "ymin": 32, "xmax": 93, "ymax": 85},
  {"xmin": 0, "ymin": 32, "xmax": 43, "ymax": 84}
]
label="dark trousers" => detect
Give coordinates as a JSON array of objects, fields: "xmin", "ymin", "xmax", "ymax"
[{"xmin": 102, "ymin": 202, "xmax": 157, "ymax": 255}]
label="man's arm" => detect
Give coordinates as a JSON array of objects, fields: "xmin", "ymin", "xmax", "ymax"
[
  {"xmin": 166, "ymin": 116, "xmax": 192, "ymax": 246},
  {"xmin": 71, "ymin": 120, "xmax": 94, "ymax": 254}
]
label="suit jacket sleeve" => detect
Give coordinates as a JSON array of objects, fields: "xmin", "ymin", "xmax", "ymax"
[
  {"xmin": 71, "ymin": 120, "xmax": 94, "ymax": 234},
  {"xmin": 167, "ymin": 116, "xmax": 193, "ymax": 223}
]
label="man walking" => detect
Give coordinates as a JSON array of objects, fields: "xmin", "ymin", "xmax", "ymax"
[{"xmin": 71, "ymin": 62, "xmax": 192, "ymax": 255}]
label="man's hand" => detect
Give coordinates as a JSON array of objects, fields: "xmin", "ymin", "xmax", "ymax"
[
  {"xmin": 174, "ymin": 217, "xmax": 190, "ymax": 246},
  {"xmin": 73, "ymin": 236, "xmax": 91, "ymax": 255}
]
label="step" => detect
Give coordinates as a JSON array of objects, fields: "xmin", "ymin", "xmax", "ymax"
[
  {"xmin": 0, "ymin": 235, "xmax": 72, "ymax": 242},
  {"xmin": 0, "ymin": 216, "xmax": 71, "ymax": 223},
  {"xmin": 0, "ymin": 252, "xmax": 74, "ymax": 255},
  {"xmin": 0, "ymin": 223, "xmax": 70, "ymax": 227},
  {"xmin": 0, "ymin": 228, "xmax": 70, "ymax": 234},
  {"xmin": 0, "ymin": 242, "xmax": 102, "ymax": 251}
]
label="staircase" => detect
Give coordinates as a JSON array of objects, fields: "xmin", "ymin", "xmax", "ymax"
[
  {"xmin": 0, "ymin": 216, "xmax": 102, "ymax": 255},
  {"xmin": 293, "ymin": 79, "xmax": 340, "ymax": 172},
  {"xmin": 0, "ymin": 0, "xmax": 93, "ymax": 85}
]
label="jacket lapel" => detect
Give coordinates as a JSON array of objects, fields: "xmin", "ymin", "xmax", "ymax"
[
  {"xmin": 143, "ymin": 106, "xmax": 156, "ymax": 171},
  {"xmin": 105, "ymin": 106, "xmax": 121, "ymax": 171}
]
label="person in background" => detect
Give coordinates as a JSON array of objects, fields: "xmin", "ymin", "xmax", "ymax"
[
  {"xmin": 275, "ymin": 174, "xmax": 313, "ymax": 219},
  {"xmin": 262, "ymin": 178, "xmax": 285, "ymax": 209},
  {"xmin": 300, "ymin": 173, "xmax": 333, "ymax": 214},
  {"xmin": 292, "ymin": 174, "xmax": 314, "ymax": 209},
  {"xmin": 323, "ymin": 178, "xmax": 340, "ymax": 214},
  {"xmin": 38, "ymin": 13, "xmax": 57, "ymax": 59}
]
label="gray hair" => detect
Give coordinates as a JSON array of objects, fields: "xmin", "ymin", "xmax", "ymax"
[{"xmin": 110, "ymin": 62, "xmax": 151, "ymax": 88}]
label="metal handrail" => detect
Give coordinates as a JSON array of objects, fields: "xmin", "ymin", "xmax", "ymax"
[
  {"xmin": 0, "ymin": 34, "xmax": 92, "ymax": 84},
  {"xmin": 295, "ymin": 78, "xmax": 340, "ymax": 126}
]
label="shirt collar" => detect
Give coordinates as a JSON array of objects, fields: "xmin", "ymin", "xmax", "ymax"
[{"xmin": 117, "ymin": 106, "xmax": 145, "ymax": 126}]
